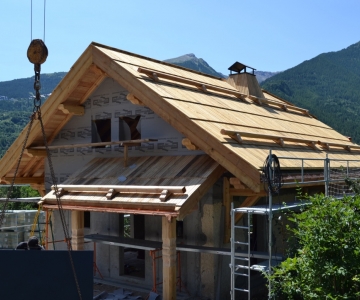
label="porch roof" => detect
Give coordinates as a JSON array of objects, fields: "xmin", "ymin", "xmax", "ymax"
[{"xmin": 41, "ymin": 154, "xmax": 224, "ymax": 218}]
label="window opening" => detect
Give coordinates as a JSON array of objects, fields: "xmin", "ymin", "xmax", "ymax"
[
  {"xmin": 176, "ymin": 220, "xmax": 184, "ymax": 239},
  {"xmin": 84, "ymin": 211, "xmax": 90, "ymax": 228},
  {"xmin": 91, "ymin": 118, "xmax": 111, "ymax": 148},
  {"xmin": 119, "ymin": 115, "xmax": 141, "ymax": 141},
  {"xmin": 119, "ymin": 214, "xmax": 145, "ymax": 278}
]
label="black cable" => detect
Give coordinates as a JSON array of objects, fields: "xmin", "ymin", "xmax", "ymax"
[{"xmin": 262, "ymin": 154, "xmax": 283, "ymax": 195}]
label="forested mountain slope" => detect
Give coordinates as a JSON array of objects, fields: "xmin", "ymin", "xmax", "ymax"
[{"xmin": 261, "ymin": 41, "xmax": 360, "ymax": 142}]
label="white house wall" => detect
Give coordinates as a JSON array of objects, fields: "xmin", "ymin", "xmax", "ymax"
[{"xmin": 45, "ymin": 77, "xmax": 202, "ymax": 190}]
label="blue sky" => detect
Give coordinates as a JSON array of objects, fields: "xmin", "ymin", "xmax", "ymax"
[{"xmin": 1, "ymin": 1, "xmax": 359, "ymax": 82}]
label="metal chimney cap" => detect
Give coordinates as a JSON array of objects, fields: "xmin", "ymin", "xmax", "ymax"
[{"xmin": 228, "ymin": 61, "xmax": 256, "ymax": 74}]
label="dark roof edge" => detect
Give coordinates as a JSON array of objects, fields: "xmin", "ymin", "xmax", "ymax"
[{"xmin": 91, "ymin": 42, "xmax": 225, "ymax": 81}]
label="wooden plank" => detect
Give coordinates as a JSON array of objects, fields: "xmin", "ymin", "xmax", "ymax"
[
  {"xmin": 221, "ymin": 129, "xmax": 319, "ymax": 149},
  {"xmin": 248, "ymin": 95, "xmax": 310, "ymax": 116},
  {"xmin": 78, "ymin": 73, "xmax": 106, "ymax": 105},
  {"xmin": 92, "ymin": 46, "xmax": 262, "ymax": 192},
  {"xmin": 318, "ymin": 141, "xmax": 360, "ymax": 151},
  {"xmin": 44, "ymin": 204, "xmax": 179, "ymax": 216},
  {"xmin": 161, "ymin": 96, "xmax": 343, "ymax": 143},
  {"xmin": 138, "ymin": 67, "xmax": 246, "ymax": 100},
  {"xmin": 162, "ymin": 216, "xmax": 177, "ymax": 300},
  {"xmin": 52, "ymin": 184, "xmax": 186, "ymax": 194},
  {"xmin": 28, "ymin": 139, "xmax": 158, "ymax": 150}
]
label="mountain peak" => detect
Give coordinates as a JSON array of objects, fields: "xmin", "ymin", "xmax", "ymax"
[{"xmin": 164, "ymin": 54, "xmax": 225, "ymax": 78}]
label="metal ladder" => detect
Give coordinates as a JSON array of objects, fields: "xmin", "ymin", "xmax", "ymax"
[{"xmin": 230, "ymin": 203, "xmax": 252, "ymax": 300}]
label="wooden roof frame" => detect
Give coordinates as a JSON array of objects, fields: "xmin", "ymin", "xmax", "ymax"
[{"xmin": 1, "ymin": 42, "xmax": 360, "ymax": 197}]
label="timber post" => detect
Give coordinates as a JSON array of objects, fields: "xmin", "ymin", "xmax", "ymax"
[
  {"xmin": 162, "ymin": 216, "xmax": 177, "ymax": 300},
  {"xmin": 71, "ymin": 211, "xmax": 84, "ymax": 250}
]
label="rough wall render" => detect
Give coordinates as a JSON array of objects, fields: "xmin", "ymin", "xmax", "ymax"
[{"xmin": 45, "ymin": 77, "xmax": 202, "ymax": 190}]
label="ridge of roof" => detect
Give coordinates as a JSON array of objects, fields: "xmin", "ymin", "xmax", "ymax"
[{"xmin": 91, "ymin": 42, "xmax": 225, "ymax": 81}]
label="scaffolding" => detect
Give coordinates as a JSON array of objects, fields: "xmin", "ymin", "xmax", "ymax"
[{"xmin": 230, "ymin": 152, "xmax": 360, "ymax": 300}]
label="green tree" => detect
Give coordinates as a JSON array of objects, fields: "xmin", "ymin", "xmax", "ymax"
[
  {"xmin": 270, "ymin": 194, "xmax": 360, "ymax": 299},
  {"xmin": 0, "ymin": 186, "xmax": 40, "ymax": 210}
]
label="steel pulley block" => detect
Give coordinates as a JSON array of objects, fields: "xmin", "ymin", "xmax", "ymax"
[{"xmin": 27, "ymin": 39, "xmax": 48, "ymax": 65}]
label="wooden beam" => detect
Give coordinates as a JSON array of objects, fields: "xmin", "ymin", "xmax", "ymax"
[
  {"xmin": 4, "ymin": 177, "xmax": 43, "ymax": 184},
  {"xmin": 178, "ymin": 164, "xmax": 225, "ymax": 219},
  {"xmin": 52, "ymin": 184, "xmax": 186, "ymax": 194},
  {"xmin": 24, "ymin": 149, "xmax": 47, "ymax": 157},
  {"xmin": 138, "ymin": 67, "xmax": 246, "ymax": 101},
  {"xmin": 234, "ymin": 196, "xmax": 262, "ymax": 223},
  {"xmin": 30, "ymin": 184, "xmax": 45, "ymax": 196},
  {"xmin": 221, "ymin": 129, "xmax": 319, "ymax": 150},
  {"xmin": 162, "ymin": 216, "xmax": 176, "ymax": 300},
  {"xmin": 126, "ymin": 93, "xmax": 145, "ymax": 106},
  {"xmin": 182, "ymin": 138, "xmax": 200, "ymax": 151},
  {"xmin": 24, "ymin": 161, "xmax": 44, "ymax": 178},
  {"xmin": 19, "ymin": 157, "xmax": 41, "ymax": 177},
  {"xmin": 248, "ymin": 95, "xmax": 310, "ymax": 116},
  {"xmin": 123, "ymin": 145, "xmax": 128, "ymax": 167},
  {"xmin": 77, "ymin": 65, "xmax": 107, "ymax": 106},
  {"xmin": 159, "ymin": 190, "xmax": 171, "ymax": 202},
  {"xmin": 229, "ymin": 177, "xmax": 246, "ymax": 189},
  {"xmin": 71, "ymin": 211, "xmax": 84, "ymax": 250},
  {"xmin": 0, "ymin": 45, "xmax": 94, "ymax": 178},
  {"xmin": 92, "ymin": 46, "xmax": 261, "ymax": 192},
  {"xmin": 106, "ymin": 189, "xmax": 116, "ymax": 200},
  {"xmin": 46, "ymin": 114, "xmax": 73, "ymax": 145},
  {"xmin": 57, "ymin": 103, "xmax": 85, "ymax": 115},
  {"xmin": 230, "ymin": 188, "xmax": 267, "ymax": 197},
  {"xmin": 317, "ymin": 141, "xmax": 360, "ymax": 151},
  {"xmin": 28, "ymin": 138, "xmax": 158, "ymax": 150},
  {"xmin": 223, "ymin": 177, "xmax": 232, "ymax": 244}
]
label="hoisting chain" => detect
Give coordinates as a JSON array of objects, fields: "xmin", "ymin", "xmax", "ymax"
[
  {"xmin": 0, "ymin": 114, "xmax": 35, "ymax": 228},
  {"xmin": 33, "ymin": 63, "xmax": 42, "ymax": 112},
  {"xmin": 26, "ymin": 36, "xmax": 82, "ymax": 299},
  {"xmin": 38, "ymin": 113, "xmax": 82, "ymax": 300},
  {"xmin": 28, "ymin": 47, "xmax": 82, "ymax": 300}
]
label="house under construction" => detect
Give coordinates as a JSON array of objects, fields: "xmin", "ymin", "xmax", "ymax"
[{"xmin": 1, "ymin": 42, "xmax": 360, "ymax": 299}]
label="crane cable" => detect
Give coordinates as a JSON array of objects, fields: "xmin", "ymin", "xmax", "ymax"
[
  {"xmin": 0, "ymin": 2, "xmax": 82, "ymax": 297},
  {"xmin": 28, "ymin": 2, "xmax": 83, "ymax": 299},
  {"xmin": 31, "ymin": 0, "xmax": 46, "ymax": 42}
]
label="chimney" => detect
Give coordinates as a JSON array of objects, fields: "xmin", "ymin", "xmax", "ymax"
[{"xmin": 225, "ymin": 61, "xmax": 264, "ymax": 98}]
